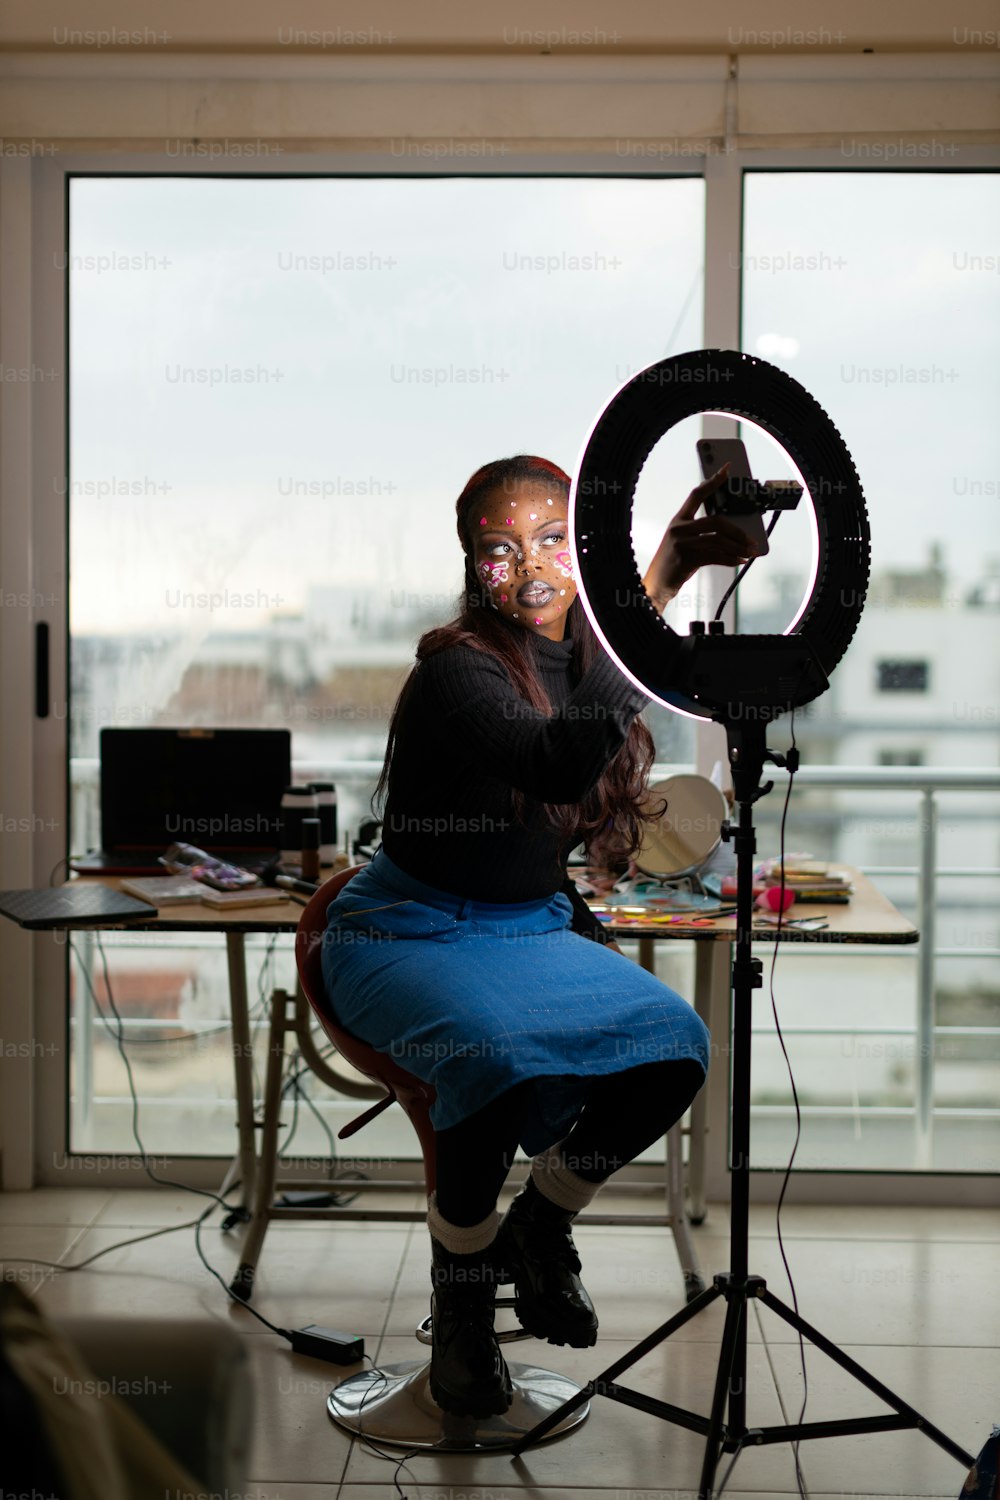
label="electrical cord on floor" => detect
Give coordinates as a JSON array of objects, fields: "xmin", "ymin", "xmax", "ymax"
[
  {"xmin": 348, "ymin": 1355, "xmax": 425, "ymax": 1500},
  {"xmin": 715, "ymin": 1436, "xmax": 746, "ymax": 1498},
  {"xmin": 0, "ymin": 932, "xmax": 257, "ymax": 1278},
  {"xmin": 0, "ymin": 1210, "xmax": 236, "ymax": 1276},
  {"xmin": 191, "ymin": 1197, "xmax": 292, "ymax": 1339},
  {"xmin": 6, "ymin": 936, "xmax": 298, "ymax": 1342}
]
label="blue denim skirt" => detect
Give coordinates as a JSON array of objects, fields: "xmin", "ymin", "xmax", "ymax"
[{"xmin": 319, "ymin": 848, "xmax": 710, "ymax": 1156}]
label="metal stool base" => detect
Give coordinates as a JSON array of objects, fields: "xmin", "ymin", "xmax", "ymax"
[{"xmin": 327, "ymin": 1357, "xmax": 590, "ymax": 1450}]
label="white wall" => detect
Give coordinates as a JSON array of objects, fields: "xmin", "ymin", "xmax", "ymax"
[{"xmin": 2, "ymin": 0, "xmax": 999, "ymax": 53}]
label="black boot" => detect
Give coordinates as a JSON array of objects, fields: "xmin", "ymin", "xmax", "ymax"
[
  {"xmin": 494, "ymin": 1175, "xmax": 599, "ymax": 1348},
  {"xmin": 428, "ymin": 1236, "xmax": 513, "ymax": 1418}
]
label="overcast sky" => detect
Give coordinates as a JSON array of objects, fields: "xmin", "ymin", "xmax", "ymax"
[{"xmin": 69, "ymin": 172, "xmax": 999, "ymax": 636}]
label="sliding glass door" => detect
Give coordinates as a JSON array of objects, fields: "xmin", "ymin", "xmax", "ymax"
[{"xmin": 66, "ymin": 173, "xmax": 705, "ymax": 1155}]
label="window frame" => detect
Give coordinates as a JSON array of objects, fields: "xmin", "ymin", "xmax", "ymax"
[{"xmin": 6, "ymin": 141, "xmax": 998, "ymax": 1206}]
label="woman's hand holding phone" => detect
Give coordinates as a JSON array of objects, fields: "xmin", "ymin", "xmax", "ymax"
[{"xmin": 641, "ymin": 464, "xmax": 763, "ymax": 614}]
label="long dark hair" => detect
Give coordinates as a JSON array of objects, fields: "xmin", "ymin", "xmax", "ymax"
[{"xmin": 372, "ymin": 455, "xmax": 664, "ymax": 867}]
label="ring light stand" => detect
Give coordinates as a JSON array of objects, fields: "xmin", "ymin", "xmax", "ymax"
[{"xmin": 511, "ymin": 351, "xmax": 974, "ymax": 1495}]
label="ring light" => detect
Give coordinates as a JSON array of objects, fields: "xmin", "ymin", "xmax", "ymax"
[{"xmin": 568, "ymin": 349, "xmax": 870, "ymax": 723}]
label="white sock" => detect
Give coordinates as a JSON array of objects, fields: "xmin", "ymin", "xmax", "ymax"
[
  {"xmin": 530, "ymin": 1144, "xmax": 603, "ymax": 1213},
  {"xmin": 426, "ymin": 1190, "xmax": 501, "ymax": 1255}
]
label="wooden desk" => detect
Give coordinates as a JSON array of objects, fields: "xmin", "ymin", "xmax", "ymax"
[
  {"xmin": 46, "ymin": 873, "xmax": 711, "ymax": 1297},
  {"xmin": 613, "ymin": 867, "xmax": 918, "ymax": 955},
  {"xmin": 604, "ymin": 868, "xmax": 917, "ymax": 1221},
  {"xmin": 33, "ymin": 866, "xmax": 914, "ymax": 1298}
]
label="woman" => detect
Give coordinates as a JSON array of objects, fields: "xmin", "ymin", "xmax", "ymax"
[{"xmin": 320, "ymin": 453, "xmax": 754, "ymax": 1418}]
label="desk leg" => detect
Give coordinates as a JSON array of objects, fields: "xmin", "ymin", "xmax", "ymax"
[
  {"xmin": 226, "ymin": 932, "xmax": 257, "ymax": 1211},
  {"xmin": 637, "ymin": 935, "xmax": 703, "ymax": 1299}
]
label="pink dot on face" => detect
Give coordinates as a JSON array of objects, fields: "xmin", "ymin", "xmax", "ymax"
[
  {"xmin": 534, "ymin": 617, "xmax": 542, "ymax": 624},
  {"xmin": 500, "ymin": 594, "xmax": 507, "ymax": 602},
  {"xmin": 510, "ymin": 501, "xmax": 516, "ymax": 507},
  {"xmin": 505, "ymin": 518, "xmax": 512, "ymax": 525},
  {"xmin": 479, "ymin": 517, "xmax": 486, "ymax": 525}
]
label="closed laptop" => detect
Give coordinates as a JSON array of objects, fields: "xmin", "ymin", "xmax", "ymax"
[{"xmin": 70, "ymin": 727, "xmax": 292, "ymax": 875}]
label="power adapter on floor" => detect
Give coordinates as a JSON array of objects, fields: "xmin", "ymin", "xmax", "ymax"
[{"xmin": 290, "ymin": 1324, "xmax": 365, "ymax": 1365}]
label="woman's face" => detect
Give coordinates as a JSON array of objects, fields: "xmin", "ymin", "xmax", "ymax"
[{"xmin": 470, "ymin": 479, "xmax": 577, "ymax": 641}]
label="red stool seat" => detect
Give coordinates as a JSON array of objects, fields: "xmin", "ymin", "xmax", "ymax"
[{"xmin": 295, "ymin": 866, "xmax": 438, "ymax": 1187}]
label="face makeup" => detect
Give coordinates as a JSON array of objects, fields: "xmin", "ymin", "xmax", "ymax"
[{"xmin": 471, "ymin": 479, "xmax": 579, "ymax": 641}]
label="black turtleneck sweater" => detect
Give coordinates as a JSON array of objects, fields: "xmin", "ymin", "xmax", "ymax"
[{"xmin": 380, "ymin": 620, "xmax": 651, "ymax": 943}]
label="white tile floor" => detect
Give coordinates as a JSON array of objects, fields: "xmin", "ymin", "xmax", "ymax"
[{"xmin": 1, "ymin": 1184, "xmax": 996, "ymax": 1499}]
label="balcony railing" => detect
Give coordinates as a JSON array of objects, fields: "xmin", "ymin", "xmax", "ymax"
[{"xmin": 749, "ymin": 765, "xmax": 1000, "ymax": 1171}]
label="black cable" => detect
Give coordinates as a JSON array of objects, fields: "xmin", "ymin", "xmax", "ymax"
[
  {"xmin": 191, "ymin": 1198, "xmax": 291, "ymax": 1339},
  {"xmin": 64, "ymin": 935, "xmax": 295, "ymax": 1338},
  {"xmin": 73, "ymin": 934, "xmax": 235, "ymax": 1211},
  {"xmin": 280, "ymin": 1047, "xmax": 329, "ymax": 1153},
  {"xmin": 349, "ymin": 1354, "xmax": 423, "ymax": 1498},
  {"xmin": 713, "ymin": 508, "xmax": 782, "ymax": 623},
  {"xmin": 279, "ymin": 1047, "xmax": 304, "ymax": 1156},
  {"xmin": 1, "ymin": 1214, "xmax": 229, "ymax": 1274},
  {"xmin": 2, "ymin": 1184, "xmax": 285, "ymax": 1344},
  {"xmin": 68, "ymin": 929, "xmax": 278, "ymax": 1057},
  {"xmin": 0, "ymin": 906, "xmax": 249, "ymax": 1272},
  {"xmin": 715, "ymin": 1436, "xmax": 746, "ymax": 1497},
  {"xmin": 105, "ymin": 1022, "xmax": 238, "ymax": 1046},
  {"xmin": 7, "ymin": 930, "xmax": 388, "ymax": 1378},
  {"xmin": 295, "ymin": 1066, "xmax": 338, "ymax": 1165},
  {"xmin": 768, "ymin": 709, "xmax": 808, "ymax": 1500},
  {"xmin": 276, "ymin": 1051, "xmax": 365, "ymax": 1205}
]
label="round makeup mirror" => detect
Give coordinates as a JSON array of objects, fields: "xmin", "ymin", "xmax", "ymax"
[{"xmin": 635, "ymin": 773, "xmax": 728, "ymax": 881}]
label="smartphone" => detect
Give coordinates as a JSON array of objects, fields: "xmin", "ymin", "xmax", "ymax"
[
  {"xmin": 158, "ymin": 842, "xmax": 260, "ymax": 891},
  {"xmin": 696, "ymin": 437, "xmax": 770, "ymax": 556}
]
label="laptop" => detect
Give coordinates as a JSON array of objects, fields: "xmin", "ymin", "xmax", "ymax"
[{"xmin": 70, "ymin": 727, "xmax": 292, "ymax": 876}]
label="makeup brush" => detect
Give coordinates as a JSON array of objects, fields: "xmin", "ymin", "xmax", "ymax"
[{"xmin": 257, "ymin": 859, "xmax": 321, "ymax": 897}]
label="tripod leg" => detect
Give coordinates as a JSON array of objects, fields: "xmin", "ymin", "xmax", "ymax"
[
  {"xmin": 510, "ymin": 1282, "xmax": 722, "ymax": 1456},
  {"xmin": 698, "ymin": 1292, "xmax": 744, "ymax": 1499},
  {"xmin": 758, "ymin": 1288, "xmax": 974, "ymax": 1468}
]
